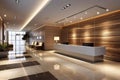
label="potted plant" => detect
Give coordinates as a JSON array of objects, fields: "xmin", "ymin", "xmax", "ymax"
[
  {"xmin": 0, "ymin": 43, "xmax": 13, "ymax": 59},
  {"xmin": 22, "ymin": 32, "xmax": 30, "ymax": 42}
]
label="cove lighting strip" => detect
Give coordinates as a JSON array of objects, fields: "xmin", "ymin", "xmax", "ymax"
[{"xmin": 20, "ymin": 0, "xmax": 51, "ymax": 31}]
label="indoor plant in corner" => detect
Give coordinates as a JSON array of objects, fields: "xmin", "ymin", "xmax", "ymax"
[{"xmin": 0, "ymin": 43, "xmax": 9, "ymax": 59}]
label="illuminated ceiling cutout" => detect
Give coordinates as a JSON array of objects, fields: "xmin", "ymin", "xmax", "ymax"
[{"xmin": 20, "ymin": 0, "xmax": 51, "ymax": 31}]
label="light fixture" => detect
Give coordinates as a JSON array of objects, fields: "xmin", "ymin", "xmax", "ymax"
[
  {"xmin": 97, "ymin": 11, "xmax": 100, "ymax": 14},
  {"xmin": 54, "ymin": 36, "xmax": 60, "ymax": 43},
  {"xmin": 56, "ymin": 5, "xmax": 109, "ymax": 24},
  {"xmin": 66, "ymin": 4, "xmax": 71, "ymax": 7},
  {"xmin": 62, "ymin": 4, "xmax": 71, "ymax": 10},
  {"xmin": 4, "ymin": 14, "xmax": 7, "ymax": 17},
  {"xmin": 106, "ymin": 9, "xmax": 109, "ymax": 12},
  {"xmin": 72, "ymin": 33, "xmax": 76, "ymax": 38}
]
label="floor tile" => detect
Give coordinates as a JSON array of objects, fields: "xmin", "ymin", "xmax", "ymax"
[
  {"xmin": 22, "ymin": 61, "xmax": 40, "ymax": 67},
  {"xmin": 9, "ymin": 71, "xmax": 57, "ymax": 80}
]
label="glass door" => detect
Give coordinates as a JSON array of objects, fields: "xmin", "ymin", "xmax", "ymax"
[{"xmin": 8, "ymin": 31, "xmax": 26, "ymax": 55}]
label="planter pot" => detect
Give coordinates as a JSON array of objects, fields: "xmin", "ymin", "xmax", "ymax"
[{"xmin": 0, "ymin": 51, "xmax": 8, "ymax": 59}]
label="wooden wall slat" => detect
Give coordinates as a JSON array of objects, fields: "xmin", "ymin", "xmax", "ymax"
[{"xmin": 61, "ymin": 11, "xmax": 120, "ymax": 61}]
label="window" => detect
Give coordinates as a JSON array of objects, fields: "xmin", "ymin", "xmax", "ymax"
[{"xmin": 8, "ymin": 31, "xmax": 26, "ymax": 54}]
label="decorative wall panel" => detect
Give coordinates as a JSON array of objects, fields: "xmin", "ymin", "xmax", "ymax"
[{"xmin": 61, "ymin": 10, "xmax": 120, "ymax": 61}]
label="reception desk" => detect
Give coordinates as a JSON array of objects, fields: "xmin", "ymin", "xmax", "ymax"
[{"xmin": 54, "ymin": 44, "xmax": 106, "ymax": 62}]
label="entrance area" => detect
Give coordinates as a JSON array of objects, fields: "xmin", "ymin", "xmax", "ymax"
[{"xmin": 8, "ymin": 31, "xmax": 26, "ymax": 59}]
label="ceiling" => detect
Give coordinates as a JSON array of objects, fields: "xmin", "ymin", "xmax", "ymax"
[{"xmin": 0, "ymin": 0, "xmax": 120, "ymax": 31}]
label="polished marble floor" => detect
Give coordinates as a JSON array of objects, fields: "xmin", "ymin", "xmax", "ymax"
[{"xmin": 0, "ymin": 48, "xmax": 120, "ymax": 80}]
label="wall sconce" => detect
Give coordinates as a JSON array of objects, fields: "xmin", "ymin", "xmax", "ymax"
[
  {"xmin": 102, "ymin": 30, "xmax": 110, "ymax": 36},
  {"xmin": 54, "ymin": 36, "xmax": 60, "ymax": 43},
  {"xmin": 72, "ymin": 33, "xmax": 76, "ymax": 38}
]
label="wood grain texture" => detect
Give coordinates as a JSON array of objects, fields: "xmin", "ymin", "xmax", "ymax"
[
  {"xmin": 32, "ymin": 26, "xmax": 61, "ymax": 50},
  {"xmin": 61, "ymin": 11, "xmax": 120, "ymax": 61}
]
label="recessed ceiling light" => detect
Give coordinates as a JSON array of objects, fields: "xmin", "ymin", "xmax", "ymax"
[
  {"xmin": 66, "ymin": 4, "xmax": 71, "ymax": 7},
  {"xmin": 62, "ymin": 7, "xmax": 66, "ymax": 10},
  {"xmin": 62, "ymin": 4, "xmax": 71, "ymax": 10},
  {"xmin": 97, "ymin": 11, "xmax": 100, "ymax": 14},
  {"xmin": 66, "ymin": 4, "xmax": 69, "ymax": 7},
  {"xmin": 57, "ymin": 5, "xmax": 109, "ymax": 25},
  {"xmin": 106, "ymin": 9, "xmax": 109, "ymax": 12},
  {"xmin": 4, "ymin": 14, "xmax": 7, "ymax": 17}
]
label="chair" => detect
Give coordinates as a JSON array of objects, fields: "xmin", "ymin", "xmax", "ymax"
[{"xmin": 34, "ymin": 42, "xmax": 44, "ymax": 50}]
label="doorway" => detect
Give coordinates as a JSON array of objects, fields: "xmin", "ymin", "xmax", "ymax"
[{"xmin": 8, "ymin": 31, "xmax": 26, "ymax": 59}]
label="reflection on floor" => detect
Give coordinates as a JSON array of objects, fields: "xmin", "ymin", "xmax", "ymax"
[{"xmin": 0, "ymin": 48, "xmax": 120, "ymax": 80}]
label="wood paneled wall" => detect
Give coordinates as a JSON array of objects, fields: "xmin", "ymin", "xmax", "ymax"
[
  {"xmin": 61, "ymin": 10, "xmax": 120, "ymax": 61},
  {"xmin": 44, "ymin": 26, "xmax": 61, "ymax": 50}
]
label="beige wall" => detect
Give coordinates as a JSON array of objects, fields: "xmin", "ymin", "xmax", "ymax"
[{"xmin": 44, "ymin": 26, "xmax": 61, "ymax": 50}]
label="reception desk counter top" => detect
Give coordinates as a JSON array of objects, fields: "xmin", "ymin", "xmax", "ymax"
[{"xmin": 54, "ymin": 44, "xmax": 106, "ymax": 62}]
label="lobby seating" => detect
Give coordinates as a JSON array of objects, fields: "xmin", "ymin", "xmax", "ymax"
[
  {"xmin": 34, "ymin": 42, "xmax": 44, "ymax": 50},
  {"xmin": 29, "ymin": 41, "xmax": 44, "ymax": 50},
  {"xmin": 29, "ymin": 41, "xmax": 36, "ymax": 48}
]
